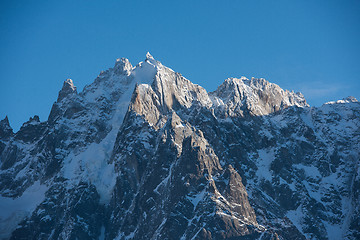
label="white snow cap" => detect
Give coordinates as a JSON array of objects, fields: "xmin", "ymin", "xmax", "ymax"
[{"xmin": 143, "ymin": 52, "xmax": 163, "ymax": 69}]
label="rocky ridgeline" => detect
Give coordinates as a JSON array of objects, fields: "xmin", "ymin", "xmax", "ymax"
[{"xmin": 0, "ymin": 53, "xmax": 359, "ymax": 240}]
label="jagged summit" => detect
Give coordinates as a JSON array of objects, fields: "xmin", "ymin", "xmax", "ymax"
[
  {"xmin": 0, "ymin": 116, "xmax": 10, "ymax": 128},
  {"xmin": 114, "ymin": 58, "xmax": 132, "ymax": 75},
  {"xmin": 0, "ymin": 116, "xmax": 13, "ymax": 139},
  {"xmin": 28, "ymin": 115, "xmax": 40, "ymax": 123},
  {"xmin": 145, "ymin": 52, "xmax": 164, "ymax": 70},
  {"xmin": 146, "ymin": 51, "xmax": 154, "ymax": 60},
  {"xmin": 54, "ymin": 53, "xmax": 308, "ymax": 118},
  {"xmin": 210, "ymin": 76, "xmax": 308, "ymax": 117},
  {"xmin": 57, "ymin": 78, "xmax": 77, "ymax": 102}
]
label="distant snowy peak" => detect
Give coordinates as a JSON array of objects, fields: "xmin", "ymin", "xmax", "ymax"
[
  {"xmin": 210, "ymin": 76, "xmax": 308, "ymax": 117},
  {"xmin": 325, "ymin": 96, "xmax": 359, "ymax": 105}
]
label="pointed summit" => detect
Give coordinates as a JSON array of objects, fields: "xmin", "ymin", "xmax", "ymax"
[
  {"xmin": 211, "ymin": 77, "xmax": 308, "ymax": 117},
  {"xmin": 0, "ymin": 116, "xmax": 10, "ymax": 127},
  {"xmin": 57, "ymin": 79, "xmax": 77, "ymax": 102},
  {"xmin": 0, "ymin": 116, "xmax": 13, "ymax": 139},
  {"xmin": 141, "ymin": 52, "xmax": 163, "ymax": 69},
  {"xmin": 146, "ymin": 52, "xmax": 154, "ymax": 61}
]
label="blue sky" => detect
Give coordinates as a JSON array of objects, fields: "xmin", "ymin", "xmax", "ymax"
[{"xmin": 1, "ymin": 0, "xmax": 359, "ymax": 131}]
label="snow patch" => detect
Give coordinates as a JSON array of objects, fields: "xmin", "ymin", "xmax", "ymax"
[
  {"xmin": 0, "ymin": 181, "xmax": 47, "ymax": 239},
  {"xmin": 323, "ymin": 222, "xmax": 342, "ymax": 240},
  {"xmin": 187, "ymin": 189, "xmax": 207, "ymax": 210},
  {"xmin": 294, "ymin": 164, "xmax": 321, "ymax": 179},
  {"xmin": 256, "ymin": 148, "xmax": 275, "ymax": 181},
  {"xmin": 286, "ymin": 206, "xmax": 306, "ymax": 236},
  {"xmin": 62, "ymin": 138, "xmax": 117, "ymax": 203}
]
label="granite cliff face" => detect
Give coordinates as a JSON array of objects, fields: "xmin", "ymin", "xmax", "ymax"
[{"xmin": 0, "ymin": 53, "xmax": 359, "ymax": 240}]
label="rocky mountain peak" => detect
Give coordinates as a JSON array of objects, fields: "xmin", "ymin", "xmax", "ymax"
[
  {"xmin": 145, "ymin": 51, "xmax": 154, "ymax": 60},
  {"xmin": 0, "ymin": 116, "xmax": 13, "ymax": 139},
  {"xmin": 210, "ymin": 76, "xmax": 308, "ymax": 117},
  {"xmin": 0, "ymin": 116, "xmax": 11, "ymax": 129},
  {"xmin": 114, "ymin": 58, "xmax": 132, "ymax": 75},
  {"xmin": 57, "ymin": 78, "xmax": 77, "ymax": 102},
  {"xmin": 143, "ymin": 52, "xmax": 162, "ymax": 69},
  {"xmin": 151, "ymin": 69, "xmax": 212, "ymax": 111}
]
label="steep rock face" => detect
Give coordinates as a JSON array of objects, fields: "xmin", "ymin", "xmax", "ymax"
[
  {"xmin": 0, "ymin": 117, "xmax": 13, "ymax": 141},
  {"xmin": 210, "ymin": 77, "xmax": 308, "ymax": 117},
  {"xmin": 57, "ymin": 79, "xmax": 77, "ymax": 102},
  {"xmin": 0, "ymin": 53, "xmax": 359, "ymax": 240}
]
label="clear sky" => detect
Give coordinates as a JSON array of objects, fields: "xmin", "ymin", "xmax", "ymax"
[{"xmin": 1, "ymin": 0, "xmax": 359, "ymax": 131}]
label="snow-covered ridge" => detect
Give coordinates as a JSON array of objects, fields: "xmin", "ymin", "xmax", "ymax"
[{"xmin": 325, "ymin": 96, "xmax": 358, "ymax": 105}]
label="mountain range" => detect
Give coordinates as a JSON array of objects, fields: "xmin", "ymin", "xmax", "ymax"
[{"xmin": 0, "ymin": 53, "xmax": 359, "ymax": 240}]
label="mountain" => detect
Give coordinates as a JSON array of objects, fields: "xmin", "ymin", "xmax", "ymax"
[{"xmin": 0, "ymin": 53, "xmax": 359, "ymax": 240}]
